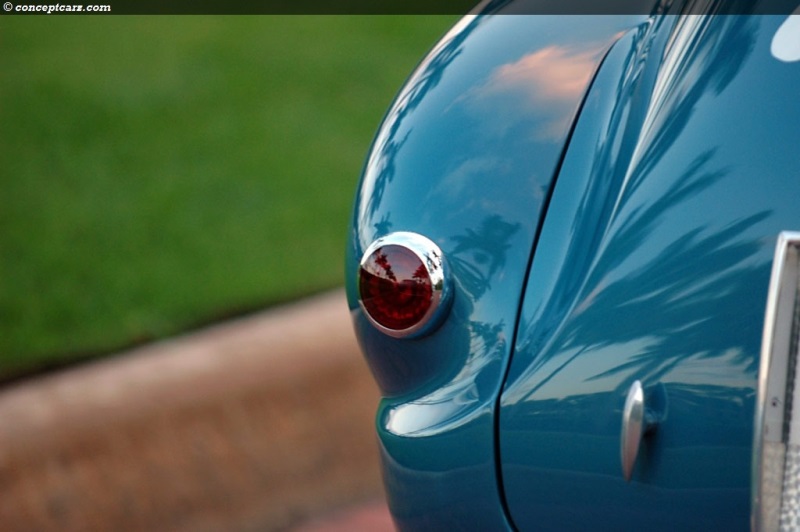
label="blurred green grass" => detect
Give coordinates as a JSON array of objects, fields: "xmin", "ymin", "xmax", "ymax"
[{"xmin": 0, "ymin": 16, "xmax": 457, "ymax": 377}]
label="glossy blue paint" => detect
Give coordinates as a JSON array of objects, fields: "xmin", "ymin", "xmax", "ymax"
[
  {"xmin": 498, "ymin": 14, "xmax": 800, "ymax": 531},
  {"xmin": 345, "ymin": 8, "xmax": 646, "ymax": 530}
]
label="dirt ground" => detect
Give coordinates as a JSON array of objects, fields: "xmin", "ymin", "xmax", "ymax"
[{"xmin": 0, "ymin": 290, "xmax": 392, "ymax": 531}]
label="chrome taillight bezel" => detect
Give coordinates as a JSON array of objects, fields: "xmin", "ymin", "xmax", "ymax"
[{"xmin": 357, "ymin": 231, "xmax": 452, "ymax": 339}]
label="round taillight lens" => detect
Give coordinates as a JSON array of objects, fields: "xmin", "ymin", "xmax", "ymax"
[{"xmin": 358, "ymin": 232, "xmax": 451, "ymax": 338}]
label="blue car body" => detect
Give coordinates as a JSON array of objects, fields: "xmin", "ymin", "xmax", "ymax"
[{"xmin": 346, "ymin": 2, "xmax": 800, "ymax": 529}]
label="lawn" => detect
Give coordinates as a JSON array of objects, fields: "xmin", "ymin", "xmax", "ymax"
[{"xmin": 0, "ymin": 15, "xmax": 458, "ymax": 378}]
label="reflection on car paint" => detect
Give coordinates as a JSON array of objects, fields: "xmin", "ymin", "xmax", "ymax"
[
  {"xmin": 346, "ymin": 11, "xmax": 646, "ymax": 530},
  {"xmin": 498, "ymin": 14, "xmax": 800, "ymax": 531},
  {"xmin": 771, "ymin": 6, "xmax": 800, "ymax": 62}
]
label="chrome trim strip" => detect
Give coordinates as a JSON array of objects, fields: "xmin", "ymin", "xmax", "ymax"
[
  {"xmin": 752, "ymin": 232, "xmax": 800, "ymax": 531},
  {"xmin": 357, "ymin": 231, "xmax": 452, "ymax": 339}
]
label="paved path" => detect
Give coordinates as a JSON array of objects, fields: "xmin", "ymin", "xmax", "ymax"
[
  {"xmin": 292, "ymin": 500, "xmax": 393, "ymax": 531},
  {"xmin": 0, "ymin": 289, "xmax": 392, "ymax": 531}
]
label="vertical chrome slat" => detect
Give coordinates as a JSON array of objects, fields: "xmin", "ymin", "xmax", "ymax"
[{"xmin": 753, "ymin": 232, "xmax": 800, "ymax": 531}]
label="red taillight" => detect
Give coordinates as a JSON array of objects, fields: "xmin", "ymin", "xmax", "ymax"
[
  {"xmin": 360, "ymin": 245, "xmax": 433, "ymax": 330},
  {"xmin": 357, "ymin": 232, "xmax": 451, "ymax": 338}
]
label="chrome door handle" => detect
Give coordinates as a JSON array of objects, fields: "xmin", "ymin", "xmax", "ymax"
[
  {"xmin": 621, "ymin": 380, "xmax": 666, "ymax": 481},
  {"xmin": 621, "ymin": 380, "xmax": 646, "ymax": 482}
]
